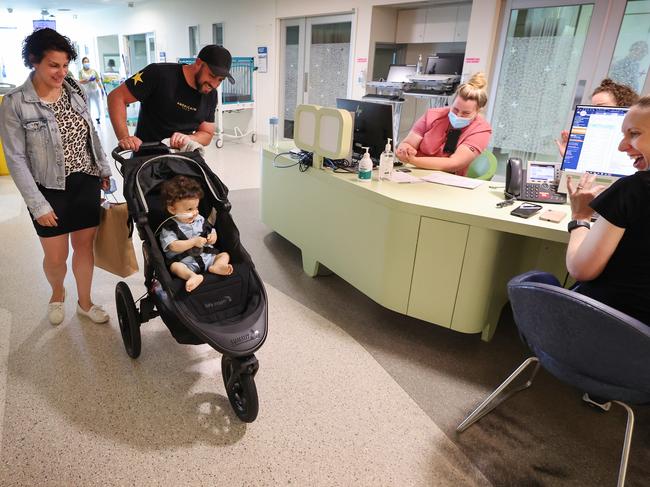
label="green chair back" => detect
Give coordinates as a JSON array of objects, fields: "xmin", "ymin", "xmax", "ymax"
[{"xmin": 467, "ymin": 150, "xmax": 497, "ymax": 181}]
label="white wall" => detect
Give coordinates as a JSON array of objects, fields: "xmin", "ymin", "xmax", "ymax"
[
  {"xmin": 0, "ymin": 9, "xmax": 97, "ymax": 86},
  {"xmin": 462, "ymin": 0, "xmax": 502, "ymax": 83}
]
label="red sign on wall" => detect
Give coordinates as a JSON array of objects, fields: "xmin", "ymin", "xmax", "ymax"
[{"xmin": 465, "ymin": 57, "xmax": 480, "ymax": 64}]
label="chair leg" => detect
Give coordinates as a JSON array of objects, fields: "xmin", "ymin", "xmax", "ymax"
[
  {"xmin": 457, "ymin": 356, "xmax": 540, "ymax": 433},
  {"xmin": 612, "ymin": 401, "xmax": 635, "ymax": 487}
]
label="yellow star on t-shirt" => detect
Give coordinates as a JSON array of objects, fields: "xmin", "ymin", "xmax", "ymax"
[{"xmin": 132, "ymin": 71, "xmax": 143, "ymax": 85}]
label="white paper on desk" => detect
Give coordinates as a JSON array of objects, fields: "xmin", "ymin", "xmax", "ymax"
[
  {"xmin": 420, "ymin": 172, "xmax": 483, "ymax": 189},
  {"xmin": 389, "ymin": 171, "xmax": 423, "ymax": 183}
]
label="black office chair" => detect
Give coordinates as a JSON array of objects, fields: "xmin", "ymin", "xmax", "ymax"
[{"xmin": 457, "ymin": 271, "xmax": 650, "ymax": 487}]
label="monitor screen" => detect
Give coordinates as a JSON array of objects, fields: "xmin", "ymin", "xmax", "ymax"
[
  {"xmin": 386, "ymin": 64, "xmax": 416, "ymax": 82},
  {"xmin": 33, "ymin": 19, "xmax": 56, "ymax": 30},
  {"xmin": 561, "ymin": 105, "xmax": 633, "ymax": 178},
  {"xmin": 336, "ymin": 98, "xmax": 393, "ymax": 164},
  {"xmin": 425, "ymin": 53, "xmax": 464, "ymax": 75}
]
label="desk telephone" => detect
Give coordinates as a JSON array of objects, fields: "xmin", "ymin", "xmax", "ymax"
[{"xmin": 505, "ymin": 158, "xmax": 567, "ymax": 204}]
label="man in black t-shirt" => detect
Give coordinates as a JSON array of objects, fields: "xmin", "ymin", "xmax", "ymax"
[{"xmin": 108, "ymin": 45, "xmax": 234, "ymax": 151}]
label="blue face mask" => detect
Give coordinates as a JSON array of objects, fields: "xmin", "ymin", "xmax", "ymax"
[
  {"xmin": 83, "ymin": 63, "xmax": 90, "ymax": 70},
  {"xmin": 448, "ymin": 111, "xmax": 473, "ymax": 129}
]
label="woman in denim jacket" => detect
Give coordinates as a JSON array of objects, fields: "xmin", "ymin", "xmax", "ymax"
[{"xmin": 0, "ymin": 28, "xmax": 112, "ymax": 325}]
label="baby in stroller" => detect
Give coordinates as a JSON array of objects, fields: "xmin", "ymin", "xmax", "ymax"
[{"xmin": 159, "ymin": 175, "xmax": 233, "ymax": 292}]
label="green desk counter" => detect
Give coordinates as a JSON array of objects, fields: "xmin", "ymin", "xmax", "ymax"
[{"xmin": 261, "ymin": 147, "xmax": 569, "ymax": 341}]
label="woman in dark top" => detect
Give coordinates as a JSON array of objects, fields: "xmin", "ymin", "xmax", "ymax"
[{"xmin": 566, "ymin": 95, "xmax": 650, "ymax": 324}]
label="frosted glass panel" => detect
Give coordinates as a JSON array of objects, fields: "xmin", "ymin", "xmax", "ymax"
[
  {"xmin": 308, "ymin": 43, "xmax": 350, "ymax": 107},
  {"xmin": 283, "ymin": 26, "xmax": 300, "ymax": 138},
  {"xmin": 308, "ymin": 22, "xmax": 351, "ymax": 108},
  {"xmin": 607, "ymin": 0, "xmax": 650, "ymax": 93},
  {"xmin": 490, "ymin": 5, "xmax": 594, "ymax": 172}
]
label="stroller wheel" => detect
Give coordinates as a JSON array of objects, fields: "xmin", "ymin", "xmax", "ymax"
[
  {"xmin": 221, "ymin": 355, "xmax": 259, "ymax": 423},
  {"xmin": 115, "ymin": 282, "xmax": 142, "ymax": 359}
]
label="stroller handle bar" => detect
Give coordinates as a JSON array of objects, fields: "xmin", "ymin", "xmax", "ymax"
[
  {"xmin": 112, "ymin": 147, "xmax": 130, "ymax": 166},
  {"xmin": 112, "ymin": 142, "xmax": 171, "ymax": 167}
]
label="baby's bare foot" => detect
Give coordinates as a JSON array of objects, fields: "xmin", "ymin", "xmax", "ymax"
[
  {"xmin": 186, "ymin": 274, "xmax": 204, "ymax": 292},
  {"xmin": 210, "ymin": 263, "xmax": 233, "ymax": 276}
]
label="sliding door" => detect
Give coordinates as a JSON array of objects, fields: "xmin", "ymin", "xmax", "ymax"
[{"xmin": 280, "ymin": 14, "xmax": 354, "ymax": 138}]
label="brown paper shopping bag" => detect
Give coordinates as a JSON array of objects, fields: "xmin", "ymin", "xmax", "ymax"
[{"xmin": 94, "ymin": 202, "xmax": 139, "ymax": 278}]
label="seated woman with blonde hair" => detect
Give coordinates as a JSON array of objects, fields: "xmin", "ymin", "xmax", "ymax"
[{"xmin": 395, "ymin": 72, "xmax": 492, "ymax": 176}]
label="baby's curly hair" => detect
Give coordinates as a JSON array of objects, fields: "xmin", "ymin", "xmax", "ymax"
[
  {"xmin": 592, "ymin": 79, "xmax": 639, "ymax": 107},
  {"xmin": 160, "ymin": 175, "xmax": 204, "ymax": 208},
  {"xmin": 22, "ymin": 28, "xmax": 77, "ymax": 68}
]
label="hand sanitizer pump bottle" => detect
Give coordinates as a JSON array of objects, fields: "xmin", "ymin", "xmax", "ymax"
[
  {"xmin": 379, "ymin": 138, "xmax": 393, "ymax": 180},
  {"xmin": 357, "ymin": 146, "xmax": 373, "ymax": 182}
]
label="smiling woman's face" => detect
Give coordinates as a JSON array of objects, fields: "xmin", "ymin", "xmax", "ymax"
[
  {"xmin": 619, "ymin": 105, "xmax": 650, "ymax": 171},
  {"xmin": 32, "ymin": 50, "xmax": 69, "ymax": 90}
]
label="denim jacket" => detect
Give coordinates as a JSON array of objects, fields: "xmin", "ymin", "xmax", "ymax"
[{"xmin": 0, "ymin": 73, "xmax": 111, "ymax": 219}]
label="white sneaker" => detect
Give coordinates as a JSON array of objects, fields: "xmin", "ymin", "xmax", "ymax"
[
  {"xmin": 76, "ymin": 303, "xmax": 109, "ymax": 323},
  {"xmin": 48, "ymin": 295, "xmax": 65, "ymax": 326}
]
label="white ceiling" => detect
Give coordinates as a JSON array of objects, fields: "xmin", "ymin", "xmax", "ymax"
[{"xmin": 0, "ymin": 0, "xmax": 133, "ymax": 15}]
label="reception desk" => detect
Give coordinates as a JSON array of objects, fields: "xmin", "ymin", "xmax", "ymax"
[{"xmin": 261, "ymin": 147, "xmax": 570, "ymax": 341}]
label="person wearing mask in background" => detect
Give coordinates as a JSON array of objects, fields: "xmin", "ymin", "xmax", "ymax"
[
  {"xmin": 556, "ymin": 78, "xmax": 639, "ymax": 158},
  {"xmin": 107, "ymin": 44, "xmax": 234, "ymax": 152},
  {"xmin": 395, "ymin": 72, "xmax": 492, "ymax": 176},
  {"xmin": 0, "ymin": 28, "xmax": 112, "ymax": 325},
  {"xmin": 565, "ymin": 96, "xmax": 650, "ymax": 326},
  {"xmin": 78, "ymin": 56, "xmax": 105, "ymax": 124}
]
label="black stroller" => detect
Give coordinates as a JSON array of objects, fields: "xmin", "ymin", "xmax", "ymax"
[{"xmin": 112, "ymin": 143, "xmax": 267, "ymax": 422}]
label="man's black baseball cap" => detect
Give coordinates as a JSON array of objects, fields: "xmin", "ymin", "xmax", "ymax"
[{"xmin": 198, "ymin": 45, "xmax": 235, "ymax": 84}]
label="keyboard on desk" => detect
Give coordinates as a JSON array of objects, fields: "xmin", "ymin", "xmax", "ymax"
[
  {"xmin": 403, "ymin": 89, "xmax": 450, "ymax": 95},
  {"xmin": 363, "ymin": 94, "xmax": 403, "ymax": 101}
]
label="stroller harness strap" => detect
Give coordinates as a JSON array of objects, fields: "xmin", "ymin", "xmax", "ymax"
[{"xmin": 163, "ymin": 218, "xmax": 220, "ymax": 273}]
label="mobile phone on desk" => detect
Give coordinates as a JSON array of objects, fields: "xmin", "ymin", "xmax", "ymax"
[
  {"xmin": 511, "ymin": 202, "xmax": 543, "ymax": 218},
  {"xmin": 539, "ymin": 209, "xmax": 566, "ymax": 223}
]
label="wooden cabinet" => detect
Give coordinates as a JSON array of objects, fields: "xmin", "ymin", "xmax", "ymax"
[
  {"xmin": 454, "ymin": 3, "xmax": 471, "ymax": 42},
  {"xmin": 396, "ymin": 4, "xmax": 472, "ymax": 44},
  {"xmin": 396, "ymin": 8, "xmax": 426, "ymax": 43},
  {"xmin": 423, "ymin": 5, "xmax": 457, "ymax": 43}
]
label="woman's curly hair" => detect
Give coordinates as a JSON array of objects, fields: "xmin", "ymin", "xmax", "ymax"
[
  {"xmin": 22, "ymin": 28, "xmax": 77, "ymax": 68},
  {"xmin": 592, "ymin": 78, "xmax": 639, "ymax": 107},
  {"xmin": 160, "ymin": 175, "xmax": 204, "ymax": 208}
]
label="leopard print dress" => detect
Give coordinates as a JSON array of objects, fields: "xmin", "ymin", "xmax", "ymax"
[
  {"xmin": 32, "ymin": 86, "xmax": 102, "ymax": 237},
  {"xmin": 46, "ymin": 88, "xmax": 99, "ymax": 177}
]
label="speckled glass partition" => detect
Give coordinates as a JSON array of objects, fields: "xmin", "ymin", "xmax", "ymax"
[
  {"xmin": 489, "ymin": 5, "xmax": 593, "ymax": 166},
  {"xmin": 284, "ymin": 44, "xmax": 299, "ymax": 128},
  {"xmin": 308, "ymin": 43, "xmax": 350, "ymax": 109}
]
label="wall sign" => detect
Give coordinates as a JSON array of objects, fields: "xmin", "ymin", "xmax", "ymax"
[{"xmin": 257, "ymin": 46, "xmax": 268, "ymax": 73}]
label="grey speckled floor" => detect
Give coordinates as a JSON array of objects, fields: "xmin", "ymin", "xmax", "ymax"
[
  {"xmin": 2, "ymin": 130, "xmax": 649, "ymax": 486},
  {"xmin": 0, "ymin": 179, "xmax": 489, "ymax": 486}
]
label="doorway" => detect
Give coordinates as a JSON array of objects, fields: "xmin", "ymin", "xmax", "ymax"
[
  {"xmin": 488, "ymin": 0, "xmax": 648, "ymax": 174},
  {"xmin": 280, "ymin": 14, "xmax": 355, "ymax": 138},
  {"xmin": 124, "ymin": 32, "xmax": 156, "ymax": 76}
]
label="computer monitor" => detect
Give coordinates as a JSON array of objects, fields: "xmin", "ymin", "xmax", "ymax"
[
  {"xmin": 561, "ymin": 105, "xmax": 633, "ymax": 178},
  {"xmin": 425, "ymin": 53, "xmax": 464, "ymax": 75},
  {"xmin": 386, "ymin": 64, "xmax": 416, "ymax": 82},
  {"xmin": 335, "ymin": 98, "xmax": 394, "ymax": 165}
]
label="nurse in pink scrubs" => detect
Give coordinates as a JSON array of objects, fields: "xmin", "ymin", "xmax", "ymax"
[{"xmin": 396, "ymin": 72, "xmax": 492, "ymax": 176}]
